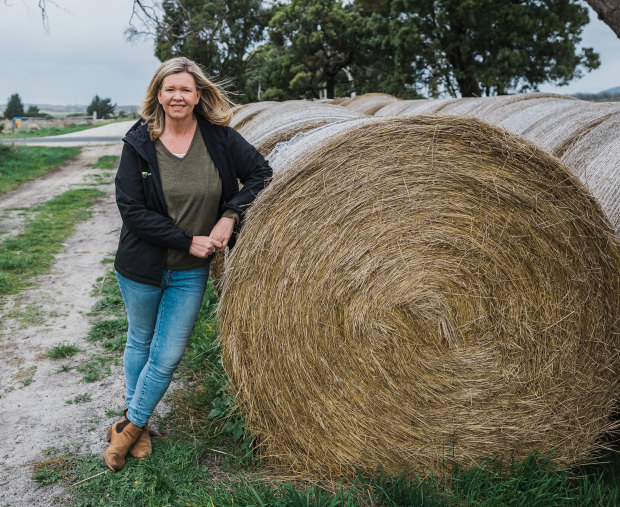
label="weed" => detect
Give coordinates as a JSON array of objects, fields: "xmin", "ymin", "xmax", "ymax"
[
  {"xmin": 87, "ymin": 318, "xmax": 128, "ymax": 351},
  {"xmin": 42, "ymin": 446, "xmax": 59, "ymax": 456},
  {"xmin": 66, "ymin": 393, "xmax": 92, "ymax": 405},
  {"xmin": 14, "ymin": 365, "xmax": 36, "ymax": 386},
  {"xmin": 105, "ymin": 407, "xmax": 125, "ymax": 418},
  {"xmin": 89, "ymin": 271, "xmax": 124, "ymax": 315},
  {"xmin": 31, "ymin": 453, "xmax": 78, "ymax": 486},
  {"xmin": 77, "ymin": 356, "xmax": 112, "ymax": 383},
  {"xmin": 48, "ymin": 342, "xmax": 80, "ymax": 359}
]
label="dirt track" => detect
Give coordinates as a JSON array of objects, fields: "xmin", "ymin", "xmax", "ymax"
[{"xmin": 0, "ymin": 126, "xmax": 146, "ymax": 506}]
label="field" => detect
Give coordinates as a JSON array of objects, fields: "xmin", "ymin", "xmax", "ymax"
[{"xmin": 0, "ymin": 103, "xmax": 619, "ymax": 506}]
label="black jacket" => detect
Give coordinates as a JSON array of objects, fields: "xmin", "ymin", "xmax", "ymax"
[{"xmin": 114, "ymin": 116, "xmax": 272, "ymax": 286}]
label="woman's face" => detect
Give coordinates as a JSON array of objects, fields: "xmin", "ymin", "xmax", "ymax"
[{"xmin": 157, "ymin": 72, "xmax": 200, "ymax": 122}]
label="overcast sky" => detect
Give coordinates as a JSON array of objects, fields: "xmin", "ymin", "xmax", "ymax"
[{"xmin": 1, "ymin": 0, "xmax": 619, "ymax": 106}]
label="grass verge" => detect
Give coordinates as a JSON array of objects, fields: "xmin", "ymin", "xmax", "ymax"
[
  {"xmin": 33, "ymin": 271, "xmax": 620, "ymax": 505},
  {"xmin": 0, "ymin": 122, "xmax": 112, "ymax": 139},
  {"xmin": 0, "ymin": 188, "xmax": 105, "ymax": 297},
  {"xmin": 92, "ymin": 155, "xmax": 119, "ymax": 170},
  {"xmin": 0, "ymin": 144, "xmax": 81, "ymax": 195}
]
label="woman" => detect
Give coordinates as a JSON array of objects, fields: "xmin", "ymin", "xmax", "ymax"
[{"xmin": 104, "ymin": 57, "xmax": 272, "ymax": 472}]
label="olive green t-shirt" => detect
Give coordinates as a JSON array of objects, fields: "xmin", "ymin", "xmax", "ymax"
[{"xmin": 156, "ymin": 127, "xmax": 224, "ymax": 270}]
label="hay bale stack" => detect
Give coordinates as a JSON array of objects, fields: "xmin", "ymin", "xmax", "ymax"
[
  {"xmin": 374, "ymin": 100, "xmax": 428, "ymax": 116},
  {"xmin": 398, "ymin": 97, "xmax": 463, "ymax": 115},
  {"xmin": 477, "ymin": 95, "xmax": 575, "ymax": 127},
  {"xmin": 435, "ymin": 93, "xmax": 572, "ymax": 120},
  {"xmin": 428, "ymin": 96, "xmax": 620, "ymax": 233},
  {"xmin": 560, "ymin": 111, "xmax": 620, "ymax": 231},
  {"xmin": 339, "ymin": 93, "xmax": 399, "ymax": 115},
  {"xmin": 230, "ymin": 101, "xmax": 277, "ymax": 132},
  {"xmin": 240, "ymin": 101, "xmax": 366, "ymax": 156},
  {"xmin": 219, "ymin": 116, "xmax": 620, "ymax": 483},
  {"xmin": 517, "ymin": 101, "xmax": 620, "ymax": 157}
]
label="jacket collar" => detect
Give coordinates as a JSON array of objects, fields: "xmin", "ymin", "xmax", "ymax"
[
  {"xmin": 123, "ymin": 116, "xmax": 216, "ymax": 165},
  {"xmin": 122, "ymin": 119, "xmax": 157, "ymax": 165}
]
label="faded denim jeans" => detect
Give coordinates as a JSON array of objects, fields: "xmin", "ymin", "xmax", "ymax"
[{"xmin": 115, "ymin": 265, "xmax": 209, "ymax": 427}]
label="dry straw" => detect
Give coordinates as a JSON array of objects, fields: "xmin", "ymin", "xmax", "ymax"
[
  {"xmin": 219, "ymin": 116, "xmax": 620, "ymax": 484},
  {"xmin": 385, "ymin": 94, "xmax": 620, "ymax": 235},
  {"xmin": 418, "ymin": 96, "xmax": 620, "ymax": 235}
]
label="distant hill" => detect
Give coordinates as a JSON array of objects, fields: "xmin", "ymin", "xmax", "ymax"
[
  {"xmin": 600, "ymin": 86, "xmax": 620, "ymax": 95},
  {"xmin": 573, "ymin": 87, "xmax": 620, "ymax": 101}
]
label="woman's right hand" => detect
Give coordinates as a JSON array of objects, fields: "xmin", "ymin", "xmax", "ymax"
[{"xmin": 189, "ymin": 236, "xmax": 222, "ymax": 258}]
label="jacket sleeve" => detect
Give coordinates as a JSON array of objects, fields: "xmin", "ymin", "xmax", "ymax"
[
  {"xmin": 115, "ymin": 143, "xmax": 193, "ymax": 251},
  {"xmin": 222, "ymin": 127, "xmax": 273, "ymax": 219}
]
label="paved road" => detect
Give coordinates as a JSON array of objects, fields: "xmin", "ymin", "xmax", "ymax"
[{"xmin": 0, "ymin": 120, "xmax": 135, "ymax": 146}]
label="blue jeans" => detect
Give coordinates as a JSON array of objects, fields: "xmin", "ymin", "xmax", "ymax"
[{"xmin": 115, "ymin": 265, "xmax": 209, "ymax": 427}]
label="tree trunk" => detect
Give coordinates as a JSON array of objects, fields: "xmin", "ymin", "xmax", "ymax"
[
  {"xmin": 585, "ymin": 0, "xmax": 620, "ymax": 39},
  {"xmin": 456, "ymin": 76, "xmax": 482, "ymax": 97},
  {"xmin": 326, "ymin": 74, "xmax": 335, "ymax": 99}
]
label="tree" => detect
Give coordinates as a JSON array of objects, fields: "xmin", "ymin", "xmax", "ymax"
[
  {"xmin": 87, "ymin": 95, "xmax": 116, "ymax": 119},
  {"xmin": 259, "ymin": 0, "xmax": 367, "ymax": 99},
  {"xmin": 585, "ymin": 0, "xmax": 620, "ymax": 39},
  {"xmin": 4, "ymin": 93, "xmax": 24, "ymax": 119},
  {"xmin": 356, "ymin": 0, "xmax": 600, "ymax": 97},
  {"xmin": 129, "ymin": 0, "xmax": 270, "ymax": 102}
]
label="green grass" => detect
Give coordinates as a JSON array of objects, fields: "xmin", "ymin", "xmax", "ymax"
[
  {"xmin": 32, "ymin": 278, "xmax": 620, "ymax": 505},
  {"xmin": 66, "ymin": 393, "xmax": 92, "ymax": 405},
  {"xmin": 0, "ymin": 144, "xmax": 81, "ymax": 195},
  {"xmin": 0, "ymin": 188, "xmax": 105, "ymax": 297},
  {"xmin": 0, "ymin": 123, "xmax": 109, "ymax": 139},
  {"xmin": 92, "ymin": 155, "xmax": 119, "ymax": 170},
  {"xmin": 87, "ymin": 318, "xmax": 129, "ymax": 351},
  {"xmin": 47, "ymin": 342, "xmax": 80, "ymax": 359}
]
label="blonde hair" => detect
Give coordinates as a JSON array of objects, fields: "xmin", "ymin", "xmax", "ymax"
[{"xmin": 140, "ymin": 57, "xmax": 234, "ymax": 140}]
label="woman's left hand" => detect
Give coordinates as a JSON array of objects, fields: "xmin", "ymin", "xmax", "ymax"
[{"xmin": 209, "ymin": 216, "xmax": 235, "ymax": 251}]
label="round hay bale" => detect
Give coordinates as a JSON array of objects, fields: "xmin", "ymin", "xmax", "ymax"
[
  {"xmin": 516, "ymin": 101, "xmax": 620, "ymax": 157},
  {"xmin": 436, "ymin": 93, "xmax": 573, "ymax": 120},
  {"xmin": 398, "ymin": 97, "xmax": 464, "ymax": 115},
  {"xmin": 219, "ymin": 116, "xmax": 620, "ymax": 483},
  {"xmin": 339, "ymin": 93, "xmax": 399, "ymax": 115},
  {"xmin": 560, "ymin": 111, "xmax": 620, "ymax": 232},
  {"xmin": 374, "ymin": 100, "xmax": 428, "ymax": 116},
  {"xmin": 241, "ymin": 101, "xmax": 366, "ymax": 156},
  {"xmin": 230, "ymin": 101, "xmax": 278, "ymax": 132}
]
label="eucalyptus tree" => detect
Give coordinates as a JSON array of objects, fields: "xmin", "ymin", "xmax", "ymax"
[{"xmin": 356, "ymin": 0, "xmax": 600, "ymax": 97}]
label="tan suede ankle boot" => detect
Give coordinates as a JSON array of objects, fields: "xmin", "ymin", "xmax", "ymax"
[
  {"xmin": 104, "ymin": 418, "xmax": 144, "ymax": 472},
  {"xmin": 122, "ymin": 410, "xmax": 152, "ymax": 460},
  {"xmin": 129, "ymin": 425, "xmax": 152, "ymax": 460}
]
